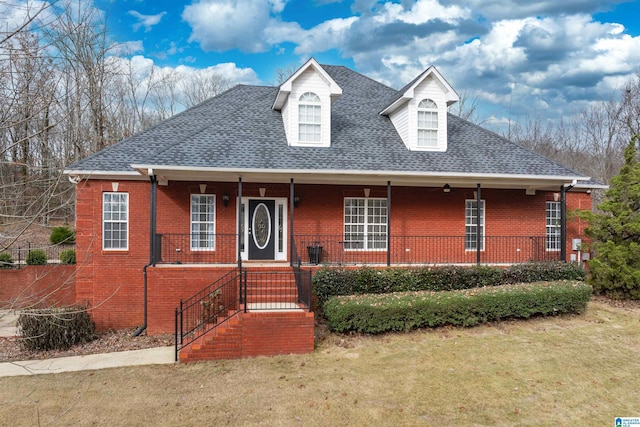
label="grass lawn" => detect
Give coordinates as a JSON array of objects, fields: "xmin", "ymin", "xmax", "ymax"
[{"xmin": 0, "ymin": 298, "xmax": 639, "ymax": 426}]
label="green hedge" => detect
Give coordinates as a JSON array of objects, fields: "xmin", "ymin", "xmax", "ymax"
[
  {"xmin": 0, "ymin": 252, "xmax": 13, "ymax": 269},
  {"xmin": 17, "ymin": 306, "xmax": 96, "ymax": 350},
  {"xmin": 323, "ymin": 281, "xmax": 592, "ymax": 334},
  {"xmin": 60, "ymin": 249, "xmax": 76, "ymax": 265},
  {"xmin": 313, "ymin": 262, "xmax": 586, "ymax": 306},
  {"xmin": 50, "ymin": 226, "xmax": 75, "ymax": 244},
  {"xmin": 26, "ymin": 249, "xmax": 47, "ymax": 265}
]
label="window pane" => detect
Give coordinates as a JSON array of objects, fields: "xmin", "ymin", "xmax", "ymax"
[
  {"xmin": 103, "ymin": 192, "xmax": 128, "ymax": 250},
  {"xmin": 191, "ymin": 195, "xmax": 216, "ymax": 250}
]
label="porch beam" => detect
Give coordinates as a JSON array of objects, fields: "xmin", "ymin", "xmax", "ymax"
[
  {"xmin": 387, "ymin": 180, "xmax": 391, "ymax": 267},
  {"xmin": 560, "ymin": 184, "xmax": 566, "ymax": 262},
  {"xmin": 476, "ymin": 183, "xmax": 481, "ymax": 265},
  {"xmin": 238, "ymin": 177, "xmax": 242, "ymax": 270},
  {"xmin": 290, "ymin": 178, "xmax": 295, "ymax": 267}
]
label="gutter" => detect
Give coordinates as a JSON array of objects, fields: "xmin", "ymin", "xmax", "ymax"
[{"xmin": 134, "ymin": 172, "xmax": 157, "ymax": 336}]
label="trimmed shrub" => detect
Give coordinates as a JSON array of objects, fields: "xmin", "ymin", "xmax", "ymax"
[
  {"xmin": 17, "ymin": 306, "xmax": 96, "ymax": 351},
  {"xmin": 323, "ymin": 281, "xmax": 592, "ymax": 334},
  {"xmin": 50, "ymin": 226, "xmax": 75, "ymax": 245},
  {"xmin": 0, "ymin": 252, "xmax": 13, "ymax": 269},
  {"xmin": 26, "ymin": 249, "xmax": 47, "ymax": 265},
  {"xmin": 60, "ymin": 249, "xmax": 76, "ymax": 265},
  {"xmin": 313, "ymin": 262, "xmax": 586, "ymax": 306}
]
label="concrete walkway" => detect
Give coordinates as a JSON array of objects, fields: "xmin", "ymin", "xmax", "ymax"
[{"xmin": 0, "ymin": 310, "xmax": 175, "ymax": 377}]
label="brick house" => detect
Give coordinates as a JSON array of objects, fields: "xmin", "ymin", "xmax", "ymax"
[{"xmin": 65, "ymin": 59, "xmax": 599, "ymax": 361}]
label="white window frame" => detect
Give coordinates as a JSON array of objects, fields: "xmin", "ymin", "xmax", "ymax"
[
  {"xmin": 190, "ymin": 194, "xmax": 216, "ymax": 251},
  {"xmin": 417, "ymin": 98, "xmax": 438, "ymax": 148},
  {"xmin": 344, "ymin": 198, "xmax": 387, "ymax": 251},
  {"xmin": 102, "ymin": 192, "xmax": 128, "ymax": 250},
  {"xmin": 546, "ymin": 201, "xmax": 561, "ymax": 252},
  {"xmin": 298, "ymin": 92, "xmax": 321, "ymax": 143},
  {"xmin": 465, "ymin": 199, "xmax": 485, "ymax": 251}
]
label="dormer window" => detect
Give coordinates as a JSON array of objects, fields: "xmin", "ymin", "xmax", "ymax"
[
  {"xmin": 298, "ymin": 92, "xmax": 321, "ymax": 142},
  {"xmin": 417, "ymin": 99, "xmax": 438, "ymax": 148}
]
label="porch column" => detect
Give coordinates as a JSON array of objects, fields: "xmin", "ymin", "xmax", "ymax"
[
  {"xmin": 290, "ymin": 179, "xmax": 295, "ymax": 267},
  {"xmin": 237, "ymin": 177, "xmax": 242, "ymax": 270},
  {"xmin": 149, "ymin": 175, "xmax": 157, "ymax": 265},
  {"xmin": 560, "ymin": 185, "xmax": 567, "ymax": 262},
  {"xmin": 476, "ymin": 183, "xmax": 481, "ymax": 265},
  {"xmin": 387, "ymin": 181, "xmax": 391, "ymax": 267}
]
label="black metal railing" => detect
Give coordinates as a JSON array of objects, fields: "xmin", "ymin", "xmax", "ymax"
[
  {"xmin": 293, "ymin": 235, "xmax": 562, "ymax": 266},
  {"xmin": 0, "ymin": 243, "xmax": 76, "ymax": 268},
  {"xmin": 175, "ymin": 269, "xmax": 243, "ymax": 361},
  {"xmin": 242, "ymin": 269, "xmax": 312, "ymax": 311},
  {"xmin": 158, "ymin": 233, "xmax": 237, "ymax": 264},
  {"xmin": 174, "ymin": 267, "xmax": 312, "ymax": 360}
]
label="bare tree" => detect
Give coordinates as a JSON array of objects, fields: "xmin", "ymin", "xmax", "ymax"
[
  {"xmin": 451, "ymin": 89, "xmax": 486, "ymax": 125},
  {"xmin": 181, "ymin": 71, "xmax": 231, "ymax": 108}
]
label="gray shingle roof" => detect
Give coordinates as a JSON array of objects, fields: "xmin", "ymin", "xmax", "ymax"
[{"xmin": 66, "ymin": 64, "xmax": 584, "ymax": 179}]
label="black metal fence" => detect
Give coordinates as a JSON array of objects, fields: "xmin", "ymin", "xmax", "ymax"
[
  {"xmin": 293, "ymin": 235, "xmax": 562, "ymax": 266},
  {"xmin": 157, "ymin": 233, "xmax": 237, "ymax": 264},
  {"xmin": 0, "ymin": 243, "xmax": 76, "ymax": 268}
]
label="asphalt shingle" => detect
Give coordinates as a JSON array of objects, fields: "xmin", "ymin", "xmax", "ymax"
[{"xmin": 66, "ymin": 65, "xmax": 583, "ymax": 179}]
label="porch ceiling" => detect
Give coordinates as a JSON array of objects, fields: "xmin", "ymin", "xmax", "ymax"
[{"xmin": 132, "ymin": 164, "xmax": 588, "ymax": 191}]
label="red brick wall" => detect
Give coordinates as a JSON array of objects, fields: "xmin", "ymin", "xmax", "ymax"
[
  {"xmin": 241, "ymin": 311, "xmax": 315, "ymax": 357},
  {"xmin": 0, "ymin": 265, "xmax": 76, "ymax": 309},
  {"xmin": 74, "ymin": 179, "xmax": 592, "ymax": 333}
]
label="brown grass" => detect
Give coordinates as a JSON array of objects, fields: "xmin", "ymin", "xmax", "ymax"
[{"xmin": 1, "ymin": 299, "xmax": 639, "ymax": 426}]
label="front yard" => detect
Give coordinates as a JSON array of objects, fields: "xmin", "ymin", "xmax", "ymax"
[{"xmin": 0, "ymin": 297, "xmax": 638, "ymax": 426}]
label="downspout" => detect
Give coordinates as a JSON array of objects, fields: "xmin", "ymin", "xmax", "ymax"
[
  {"xmin": 134, "ymin": 172, "xmax": 157, "ymax": 336},
  {"xmin": 387, "ymin": 181, "xmax": 391, "ymax": 267},
  {"xmin": 560, "ymin": 179, "xmax": 577, "ymax": 262},
  {"xmin": 476, "ymin": 183, "xmax": 482, "ymax": 265}
]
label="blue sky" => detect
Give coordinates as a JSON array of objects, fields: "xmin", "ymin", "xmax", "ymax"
[{"xmin": 49, "ymin": 0, "xmax": 640, "ymax": 130}]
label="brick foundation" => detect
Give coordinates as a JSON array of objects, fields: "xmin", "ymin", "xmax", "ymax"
[{"xmin": 0, "ymin": 265, "xmax": 76, "ymax": 309}]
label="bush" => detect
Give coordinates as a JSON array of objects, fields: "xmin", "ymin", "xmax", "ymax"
[
  {"xmin": 60, "ymin": 249, "xmax": 76, "ymax": 265},
  {"xmin": 17, "ymin": 306, "xmax": 96, "ymax": 350},
  {"xmin": 50, "ymin": 226, "xmax": 75, "ymax": 244},
  {"xmin": 0, "ymin": 252, "xmax": 13, "ymax": 269},
  {"xmin": 26, "ymin": 249, "xmax": 47, "ymax": 265},
  {"xmin": 323, "ymin": 281, "xmax": 592, "ymax": 334},
  {"xmin": 313, "ymin": 262, "xmax": 586, "ymax": 307}
]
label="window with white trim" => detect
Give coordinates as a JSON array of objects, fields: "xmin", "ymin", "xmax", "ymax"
[
  {"xmin": 298, "ymin": 92, "xmax": 321, "ymax": 142},
  {"xmin": 465, "ymin": 199, "xmax": 485, "ymax": 251},
  {"xmin": 344, "ymin": 198, "xmax": 387, "ymax": 250},
  {"xmin": 191, "ymin": 194, "xmax": 216, "ymax": 250},
  {"xmin": 546, "ymin": 201, "xmax": 561, "ymax": 251},
  {"xmin": 417, "ymin": 99, "xmax": 438, "ymax": 148},
  {"xmin": 103, "ymin": 192, "xmax": 128, "ymax": 250}
]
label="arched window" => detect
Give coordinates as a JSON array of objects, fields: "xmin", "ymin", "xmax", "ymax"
[
  {"xmin": 417, "ymin": 99, "xmax": 438, "ymax": 147},
  {"xmin": 299, "ymin": 92, "xmax": 321, "ymax": 142}
]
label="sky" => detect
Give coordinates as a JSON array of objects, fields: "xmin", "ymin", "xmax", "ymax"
[{"xmin": 16, "ymin": 0, "xmax": 640, "ymax": 131}]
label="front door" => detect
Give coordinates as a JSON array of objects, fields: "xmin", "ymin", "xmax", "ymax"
[{"xmin": 248, "ymin": 199, "xmax": 276, "ymax": 260}]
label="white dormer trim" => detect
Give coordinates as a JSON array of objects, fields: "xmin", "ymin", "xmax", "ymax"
[
  {"xmin": 272, "ymin": 58, "xmax": 342, "ymax": 111},
  {"xmin": 273, "ymin": 58, "xmax": 342, "ymax": 148},
  {"xmin": 380, "ymin": 66, "xmax": 459, "ymax": 152}
]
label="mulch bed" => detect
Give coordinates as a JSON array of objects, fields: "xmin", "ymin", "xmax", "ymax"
[{"xmin": 0, "ymin": 328, "xmax": 173, "ymax": 363}]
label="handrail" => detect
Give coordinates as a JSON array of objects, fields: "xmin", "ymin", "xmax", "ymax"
[{"xmin": 175, "ymin": 268, "xmax": 244, "ymax": 361}]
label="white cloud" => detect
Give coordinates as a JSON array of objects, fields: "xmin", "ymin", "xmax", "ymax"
[
  {"xmin": 128, "ymin": 10, "xmax": 166, "ymax": 32},
  {"xmin": 182, "ymin": 0, "xmax": 279, "ymax": 52}
]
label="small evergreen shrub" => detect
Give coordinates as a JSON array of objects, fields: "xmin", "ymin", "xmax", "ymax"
[
  {"xmin": 50, "ymin": 226, "xmax": 76, "ymax": 244},
  {"xmin": 313, "ymin": 262, "xmax": 586, "ymax": 306},
  {"xmin": 17, "ymin": 306, "xmax": 96, "ymax": 350},
  {"xmin": 323, "ymin": 281, "xmax": 592, "ymax": 334},
  {"xmin": 26, "ymin": 249, "xmax": 47, "ymax": 265},
  {"xmin": 59, "ymin": 249, "xmax": 76, "ymax": 265},
  {"xmin": 0, "ymin": 252, "xmax": 13, "ymax": 269}
]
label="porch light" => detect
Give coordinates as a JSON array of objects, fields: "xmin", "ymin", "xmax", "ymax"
[
  {"xmin": 222, "ymin": 193, "xmax": 230, "ymax": 207},
  {"xmin": 294, "ymin": 195, "xmax": 300, "ymax": 208},
  {"xmin": 443, "ymin": 183, "xmax": 451, "ymax": 193}
]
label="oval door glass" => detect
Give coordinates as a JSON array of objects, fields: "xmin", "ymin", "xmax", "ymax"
[{"xmin": 252, "ymin": 203, "xmax": 271, "ymax": 249}]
